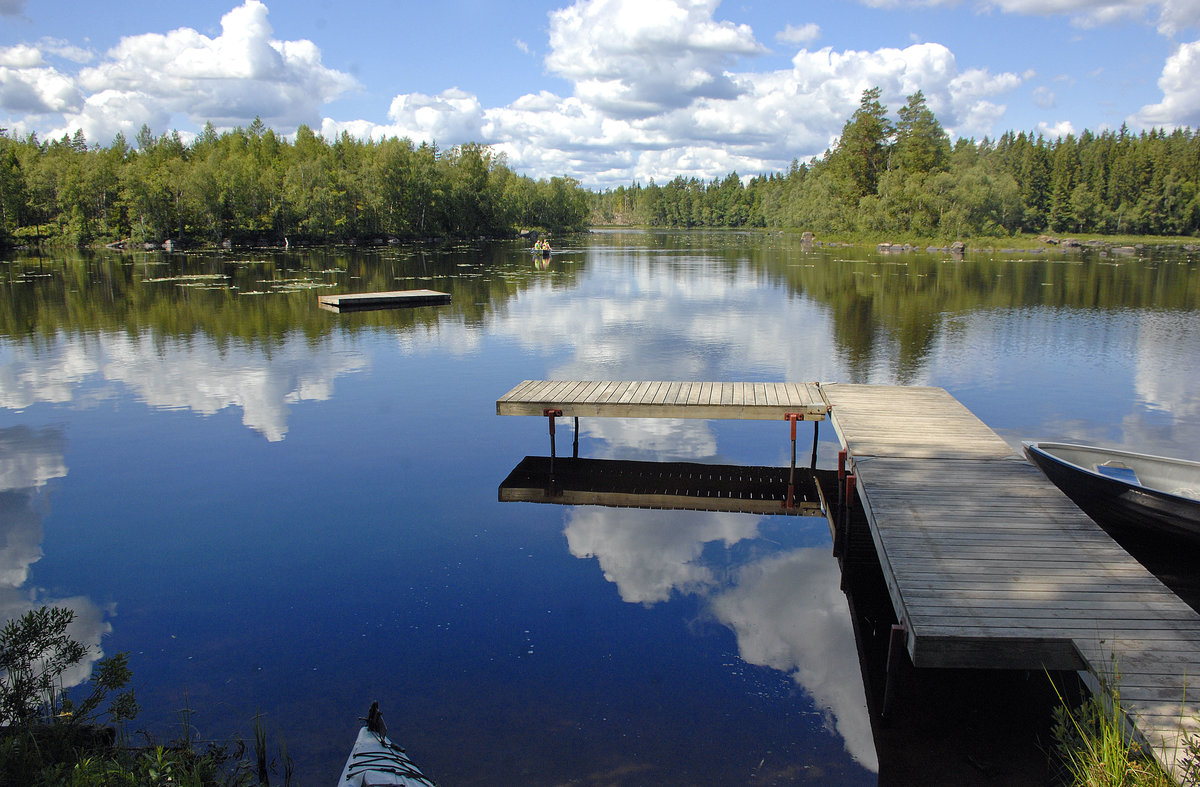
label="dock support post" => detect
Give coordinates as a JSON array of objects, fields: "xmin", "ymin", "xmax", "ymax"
[
  {"xmin": 810, "ymin": 419, "xmax": 820, "ymax": 470},
  {"xmin": 837, "ymin": 450, "xmax": 847, "ymax": 511},
  {"xmin": 784, "ymin": 414, "xmax": 801, "ymax": 509},
  {"xmin": 836, "ymin": 474, "xmax": 856, "ymax": 564},
  {"xmin": 573, "ymin": 416, "xmax": 579, "ymax": 459},
  {"xmin": 544, "ymin": 409, "xmax": 563, "ymax": 472},
  {"xmin": 882, "ymin": 621, "xmax": 908, "ymax": 720}
]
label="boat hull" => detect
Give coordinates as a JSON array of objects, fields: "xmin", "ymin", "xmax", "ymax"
[
  {"xmin": 339, "ymin": 724, "xmax": 435, "ymax": 786},
  {"xmin": 1024, "ymin": 441, "xmax": 1200, "ymax": 543}
]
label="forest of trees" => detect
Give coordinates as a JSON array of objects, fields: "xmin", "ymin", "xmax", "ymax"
[
  {"xmin": 591, "ymin": 88, "xmax": 1200, "ymax": 238},
  {"xmin": 2, "ymin": 88, "xmax": 1198, "ymax": 248},
  {"xmin": 0, "ymin": 120, "xmax": 591, "ymax": 248}
]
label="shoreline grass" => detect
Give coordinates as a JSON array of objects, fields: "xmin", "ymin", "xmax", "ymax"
[{"xmin": 1050, "ymin": 665, "xmax": 1184, "ymax": 787}]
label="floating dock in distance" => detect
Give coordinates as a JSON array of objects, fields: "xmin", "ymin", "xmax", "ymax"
[
  {"xmin": 317, "ymin": 289, "xmax": 450, "ymax": 313},
  {"xmin": 496, "ymin": 380, "xmax": 828, "ymax": 421},
  {"xmin": 499, "ymin": 456, "xmax": 829, "ymax": 516},
  {"xmin": 822, "ymin": 383, "xmax": 1200, "ymax": 780}
]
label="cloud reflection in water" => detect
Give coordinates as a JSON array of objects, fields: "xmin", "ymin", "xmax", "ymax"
[
  {"xmin": 711, "ymin": 548, "xmax": 877, "ymax": 771},
  {"xmin": 564, "ymin": 507, "xmax": 758, "ymax": 604},
  {"xmin": 0, "ymin": 333, "xmax": 368, "ymax": 442},
  {"xmin": 560, "ymin": 498, "xmax": 877, "ymax": 771},
  {"xmin": 0, "ymin": 426, "xmax": 110, "ymax": 696}
]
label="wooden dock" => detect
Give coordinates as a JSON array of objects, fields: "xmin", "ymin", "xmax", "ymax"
[
  {"xmin": 317, "ymin": 289, "xmax": 450, "ymax": 312},
  {"xmin": 496, "ymin": 380, "xmax": 827, "ymax": 420},
  {"xmin": 497, "ymin": 379, "xmax": 1200, "ymax": 776},
  {"xmin": 822, "ymin": 383, "xmax": 1200, "ymax": 776}
]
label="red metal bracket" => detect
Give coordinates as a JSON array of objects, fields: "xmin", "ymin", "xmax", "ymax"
[
  {"xmin": 782, "ymin": 413, "xmax": 803, "ymax": 509},
  {"xmin": 544, "ymin": 408, "xmax": 564, "ymax": 463},
  {"xmin": 544, "ymin": 408, "xmax": 563, "ymax": 435}
]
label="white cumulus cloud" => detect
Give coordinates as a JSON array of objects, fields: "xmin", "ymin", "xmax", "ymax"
[
  {"xmin": 0, "ymin": 43, "xmax": 43, "ymax": 68},
  {"xmin": 545, "ymin": 0, "xmax": 765, "ymax": 118},
  {"xmin": 789, "ymin": 44, "xmax": 1022, "ymax": 140},
  {"xmin": 1131, "ymin": 38, "xmax": 1200, "ymax": 127},
  {"xmin": 0, "ymin": 61, "xmax": 80, "ymax": 116},
  {"xmin": 777, "ymin": 22, "xmax": 822, "ymax": 45},
  {"xmin": 10, "ymin": 0, "xmax": 359, "ymax": 145},
  {"xmin": 1037, "ymin": 119, "xmax": 1077, "ymax": 138},
  {"xmin": 335, "ymin": 34, "xmax": 1020, "ymax": 186}
]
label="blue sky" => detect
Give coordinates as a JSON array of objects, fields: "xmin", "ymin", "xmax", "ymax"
[{"xmin": 1, "ymin": 0, "xmax": 1197, "ymax": 187}]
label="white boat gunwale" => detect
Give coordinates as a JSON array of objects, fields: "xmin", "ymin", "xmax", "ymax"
[{"xmin": 1024, "ymin": 440, "xmax": 1200, "ymax": 503}]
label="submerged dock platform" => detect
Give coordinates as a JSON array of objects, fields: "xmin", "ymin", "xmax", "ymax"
[
  {"xmin": 499, "ymin": 456, "xmax": 827, "ymax": 516},
  {"xmin": 318, "ymin": 289, "xmax": 450, "ymax": 312},
  {"xmin": 497, "ymin": 379, "xmax": 1200, "ymax": 776}
]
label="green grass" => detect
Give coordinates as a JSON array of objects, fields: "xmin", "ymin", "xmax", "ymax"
[{"xmin": 1050, "ymin": 666, "xmax": 1180, "ymax": 787}]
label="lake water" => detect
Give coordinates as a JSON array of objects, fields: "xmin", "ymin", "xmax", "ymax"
[{"xmin": 1, "ymin": 231, "xmax": 1198, "ymax": 785}]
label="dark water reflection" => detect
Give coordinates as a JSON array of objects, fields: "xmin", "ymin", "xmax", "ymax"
[{"xmin": 0, "ymin": 232, "xmax": 1197, "ymax": 784}]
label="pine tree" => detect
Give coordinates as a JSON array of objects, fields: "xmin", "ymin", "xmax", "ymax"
[
  {"xmin": 830, "ymin": 87, "xmax": 892, "ymax": 202},
  {"xmin": 893, "ymin": 91, "xmax": 950, "ymax": 174}
]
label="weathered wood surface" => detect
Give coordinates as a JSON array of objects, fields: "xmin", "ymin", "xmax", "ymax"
[
  {"xmin": 497, "ymin": 380, "xmax": 827, "ymax": 420},
  {"xmin": 317, "ymin": 289, "xmax": 450, "ymax": 311},
  {"xmin": 823, "ymin": 383, "xmax": 1016, "ymax": 459},
  {"xmin": 822, "ymin": 383, "xmax": 1200, "ymax": 777}
]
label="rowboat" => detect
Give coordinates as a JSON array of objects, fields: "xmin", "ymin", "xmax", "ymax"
[
  {"xmin": 1023, "ymin": 441, "xmax": 1200, "ymax": 542},
  {"xmin": 338, "ymin": 702, "xmax": 436, "ymax": 786}
]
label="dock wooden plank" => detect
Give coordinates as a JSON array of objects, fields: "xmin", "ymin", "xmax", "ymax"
[
  {"xmin": 582, "ymin": 381, "xmax": 614, "ymax": 404},
  {"xmin": 604, "ymin": 382, "xmax": 626, "ymax": 404},
  {"xmin": 824, "ymin": 383, "xmax": 1015, "ymax": 460},
  {"xmin": 544, "ymin": 380, "xmax": 576, "ymax": 402},
  {"xmin": 618, "ymin": 381, "xmax": 647, "ymax": 405},
  {"xmin": 497, "ymin": 380, "xmax": 535, "ymax": 404},
  {"xmin": 780, "ymin": 383, "xmax": 800, "ymax": 409},
  {"xmin": 574, "ymin": 380, "xmax": 602, "ymax": 404}
]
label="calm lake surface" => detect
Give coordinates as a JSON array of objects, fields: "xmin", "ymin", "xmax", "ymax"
[{"xmin": 1, "ymin": 231, "xmax": 1198, "ymax": 785}]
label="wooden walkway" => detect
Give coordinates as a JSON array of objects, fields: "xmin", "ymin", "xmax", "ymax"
[
  {"xmin": 496, "ymin": 380, "xmax": 827, "ymax": 420},
  {"xmin": 822, "ymin": 383, "xmax": 1200, "ymax": 777}
]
